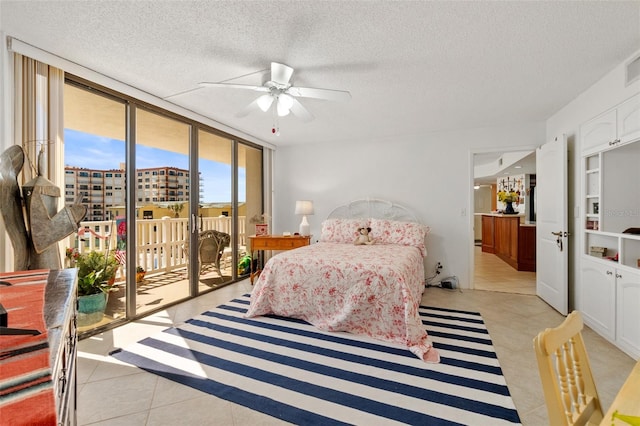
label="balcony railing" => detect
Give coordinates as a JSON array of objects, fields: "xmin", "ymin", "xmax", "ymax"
[{"xmin": 65, "ymin": 215, "xmax": 247, "ymax": 279}]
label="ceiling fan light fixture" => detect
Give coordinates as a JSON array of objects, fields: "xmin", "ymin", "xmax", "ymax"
[
  {"xmin": 256, "ymin": 94, "xmax": 274, "ymax": 112},
  {"xmin": 279, "ymin": 93, "xmax": 294, "ymax": 110},
  {"xmin": 277, "ymin": 104, "xmax": 290, "ymax": 117},
  {"xmin": 277, "ymin": 95, "xmax": 292, "ymax": 117}
]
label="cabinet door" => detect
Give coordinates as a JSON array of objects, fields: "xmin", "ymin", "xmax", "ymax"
[
  {"xmin": 617, "ymin": 93, "xmax": 640, "ymax": 145},
  {"xmin": 494, "ymin": 217, "xmax": 511, "ymax": 257},
  {"xmin": 481, "ymin": 215, "xmax": 495, "ymax": 253},
  {"xmin": 616, "ymin": 268, "xmax": 640, "ymax": 359},
  {"xmin": 580, "ymin": 259, "xmax": 616, "ymax": 341},
  {"xmin": 581, "ymin": 109, "xmax": 617, "ymax": 155}
]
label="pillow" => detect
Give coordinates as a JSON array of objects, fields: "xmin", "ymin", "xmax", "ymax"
[
  {"xmin": 320, "ymin": 218, "xmax": 370, "ymax": 244},
  {"xmin": 369, "ymin": 218, "xmax": 429, "ymax": 257}
]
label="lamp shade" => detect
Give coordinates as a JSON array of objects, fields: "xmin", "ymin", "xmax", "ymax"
[
  {"xmin": 294, "ymin": 200, "xmax": 314, "ymax": 216},
  {"xmin": 256, "ymin": 94, "xmax": 274, "ymax": 112},
  {"xmin": 276, "ymin": 94, "xmax": 294, "ymax": 117}
]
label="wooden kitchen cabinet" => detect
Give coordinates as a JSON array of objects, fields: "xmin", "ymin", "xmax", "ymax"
[{"xmin": 481, "ymin": 214, "xmax": 536, "ymax": 272}]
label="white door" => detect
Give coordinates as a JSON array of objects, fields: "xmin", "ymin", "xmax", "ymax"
[{"xmin": 536, "ymin": 135, "xmax": 569, "ymax": 315}]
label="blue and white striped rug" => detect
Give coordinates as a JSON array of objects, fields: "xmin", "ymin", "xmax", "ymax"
[{"xmin": 111, "ymin": 294, "xmax": 521, "ymax": 425}]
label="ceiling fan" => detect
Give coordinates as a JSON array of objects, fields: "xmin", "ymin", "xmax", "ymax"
[{"xmin": 199, "ymin": 62, "xmax": 351, "ymax": 134}]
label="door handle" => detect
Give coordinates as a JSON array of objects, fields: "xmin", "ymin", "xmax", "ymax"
[{"xmin": 551, "ymin": 231, "xmax": 570, "ymax": 237}]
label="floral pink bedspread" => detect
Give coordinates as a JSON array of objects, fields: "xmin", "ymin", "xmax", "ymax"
[{"xmin": 246, "ymin": 242, "xmax": 440, "ymax": 363}]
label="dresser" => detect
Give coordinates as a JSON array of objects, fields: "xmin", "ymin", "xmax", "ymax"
[
  {"xmin": 248, "ymin": 235, "xmax": 311, "ymax": 283},
  {"xmin": 0, "ymin": 269, "xmax": 78, "ymax": 425},
  {"xmin": 47, "ymin": 269, "xmax": 78, "ymax": 425}
]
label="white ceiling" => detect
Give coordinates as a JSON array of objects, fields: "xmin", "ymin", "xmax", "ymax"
[
  {"xmin": 2, "ymin": 1, "xmax": 639, "ymax": 147},
  {"xmin": 474, "ymin": 150, "xmax": 536, "ymax": 186}
]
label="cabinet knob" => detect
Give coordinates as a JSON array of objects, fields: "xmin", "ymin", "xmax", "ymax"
[
  {"xmin": 616, "ymin": 273, "xmax": 622, "ymax": 279},
  {"xmin": 608, "ymin": 138, "xmax": 621, "ymax": 146},
  {"xmin": 606, "ymin": 270, "xmax": 613, "ymax": 275}
]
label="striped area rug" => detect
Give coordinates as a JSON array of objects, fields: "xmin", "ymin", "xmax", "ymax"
[{"xmin": 111, "ymin": 294, "xmax": 521, "ymax": 425}]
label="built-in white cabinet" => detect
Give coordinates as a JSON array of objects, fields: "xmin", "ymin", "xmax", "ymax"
[
  {"xmin": 580, "ymin": 258, "xmax": 616, "ymax": 341},
  {"xmin": 580, "ymin": 92, "xmax": 640, "ymax": 360},
  {"xmin": 580, "ymin": 258, "xmax": 640, "ymax": 360},
  {"xmin": 581, "ymin": 109, "xmax": 617, "ymax": 156},
  {"xmin": 617, "ymin": 93, "xmax": 640, "ymax": 145},
  {"xmin": 580, "ymin": 92, "xmax": 640, "ymax": 156},
  {"xmin": 616, "ymin": 268, "xmax": 640, "ymax": 359}
]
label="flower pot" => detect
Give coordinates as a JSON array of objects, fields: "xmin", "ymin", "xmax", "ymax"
[
  {"xmin": 504, "ymin": 201, "xmax": 516, "ymax": 214},
  {"xmin": 77, "ymin": 292, "xmax": 108, "ymax": 327}
]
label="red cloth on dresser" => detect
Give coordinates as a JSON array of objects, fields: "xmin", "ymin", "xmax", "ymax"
[{"xmin": 0, "ymin": 270, "xmax": 56, "ymax": 426}]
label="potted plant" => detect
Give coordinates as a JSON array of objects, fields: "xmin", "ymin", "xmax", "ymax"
[
  {"xmin": 76, "ymin": 251, "xmax": 119, "ymax": 326},
  {"xmin": 76, "ymin": 250, "xmax": 119, "ymax": 290},
  {"xmin": 136, "ymin": 266, "xmax": 146, "ymax": 283},
  {"xmin": 497, "ymin": 189, "xmax": 519, "ymax": 214}
]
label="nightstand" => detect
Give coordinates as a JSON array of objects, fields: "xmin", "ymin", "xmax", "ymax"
[{"xmin": 248, "ymin": 235, "xmax": 311, "ymax": 284}]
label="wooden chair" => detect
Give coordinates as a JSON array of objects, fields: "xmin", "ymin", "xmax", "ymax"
[
  {"xmin": 533, "ymin": 311, "xmax": 604, "ymax": 426},
  {"xmin": 197, "ymin": 230, "xmax": 231, "ymax": 276}
]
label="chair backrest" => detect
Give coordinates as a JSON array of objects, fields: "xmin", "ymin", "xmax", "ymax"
[
  {"xmin": 533, "ymin": 311, "xmax": 604, "ymax": 426},
  {"xmin": 198, "ymin": 230, "xmax": 230, "ymax": 263}
]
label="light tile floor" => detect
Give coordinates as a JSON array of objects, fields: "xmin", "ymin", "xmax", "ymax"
[
  {"xmin": 473, "ymin": 246, "xmax": 537, "ymax": 295},
  {"xmin": 77, "ymin": 280, "xmax": 636, "ymax": 425}
]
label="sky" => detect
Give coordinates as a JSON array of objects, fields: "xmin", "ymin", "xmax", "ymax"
[{"xmin": 64, "ymin": 129, "xmax": 245, "ymax": 202}]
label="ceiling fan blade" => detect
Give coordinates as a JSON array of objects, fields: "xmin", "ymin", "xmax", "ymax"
[
  {"xmin": 271, "ymin": 62, "xmax": 294, "ymax": 86},
  {"xmin": 198, "ymin": 82, "xmax": 270, "ymax": 92},
  {"xmin": 289, "ymin": 98, "xmax": 314, "ymax": 122},
  {"xmin": 287, "ymin": 86, "xmax": 351, "ymax": 102}
]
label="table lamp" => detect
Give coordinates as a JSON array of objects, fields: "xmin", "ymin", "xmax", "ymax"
[{"xmin": 295, "ymin": 200, "xmax": 314, "ymax": 236}]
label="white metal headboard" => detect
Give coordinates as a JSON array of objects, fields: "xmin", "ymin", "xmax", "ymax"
[{"xmin": 326, "ymin": 198, "xmax": 421, "ymax": 223}]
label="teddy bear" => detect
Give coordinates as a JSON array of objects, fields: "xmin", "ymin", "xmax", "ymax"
[{"xmin": 354, "ymin": 227, "xmax": 375, "ymax": 245}]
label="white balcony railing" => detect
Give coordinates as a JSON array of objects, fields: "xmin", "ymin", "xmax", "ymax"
[{"xmin": 65, "ymin": 216, "xmax": 246, "ymax": 279}]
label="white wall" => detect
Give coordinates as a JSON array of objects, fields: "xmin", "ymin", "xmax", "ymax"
[
  {"xmin": 473, "ymin": 186, "xmax": 492, "ymax": 241},
  {"xmin": 547, "ymin": 49, "xmax": 640, "ymax": 310},
  {"xmin": 272, "ymin": 123, "xmax": 545, "ymax": 287}
]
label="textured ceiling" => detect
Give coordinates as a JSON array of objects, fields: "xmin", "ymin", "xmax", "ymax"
[{"xmin": 1, "ymin": 1, "xmax": 639, "ymax": 147}]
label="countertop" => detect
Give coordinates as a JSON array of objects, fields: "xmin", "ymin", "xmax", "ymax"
[{"xmin": 476, "ymin": 212, "xmax": 525, "ymax": 217}]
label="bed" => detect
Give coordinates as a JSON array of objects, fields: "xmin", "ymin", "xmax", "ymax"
[{"xmin": 245, "ymin": 199, "xmax": 440, "ymax": 363}]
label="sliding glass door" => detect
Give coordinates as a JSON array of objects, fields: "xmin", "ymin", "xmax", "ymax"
[
  {"xmin": 238, "ymin": 143, "xmax": 263, "ymax": 278},
  {"xmin": 135, "ymin": 107, "xmax": 191, "ymax": 315},
  {"xmin": 63, "ymin": 81, "xmax": 128, "ymax": 332},
  {"xmin": 196, "ymin": 129, "xmax": 233, "ymax": 292},
  {"xmin": 64, "ymin": 77, "xmax": 264, "ymax": 336}
]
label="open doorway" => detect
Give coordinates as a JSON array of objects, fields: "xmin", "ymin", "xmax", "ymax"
[{"xmin": 472, "ymin": 150, "xmax": 537, "ymax": 295}]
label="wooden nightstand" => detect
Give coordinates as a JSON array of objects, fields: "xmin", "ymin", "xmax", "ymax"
[{"xmin": 248, "ymin": 235, "xmax": 311, "ymax": 284}]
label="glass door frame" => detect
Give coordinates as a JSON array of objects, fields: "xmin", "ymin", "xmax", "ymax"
[{"xmin": 65, "ymin": 74, "xmax": 264, "ymax": 331}]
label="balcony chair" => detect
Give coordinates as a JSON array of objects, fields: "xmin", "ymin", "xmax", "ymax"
[
  {"xmin": 197, "ymin": 230, "xmax": 231, "ymax": 277},
  {"xmin": 533, "ymin": 311, "xmax": 604, "ymax": 426}
]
